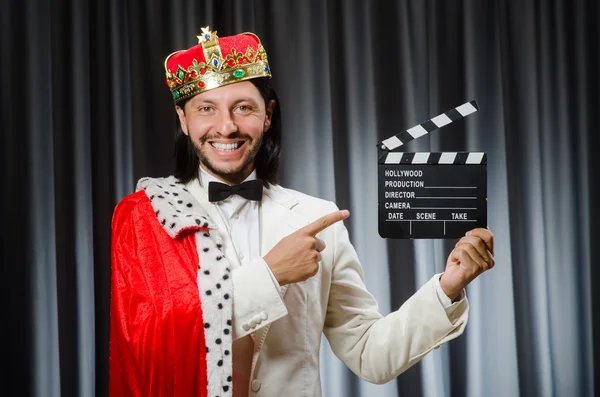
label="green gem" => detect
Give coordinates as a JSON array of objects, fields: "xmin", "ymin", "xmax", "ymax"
[
  {"xmin": 233, "ymin": 69, "xmax": 245, "ymax": 79},
  {"xmin": 177, "ymin": 70, "xmax": 185, "ymax": 79},
  {"xmin": 173, "ymin": 91, "xmax": 180, "ymax": 99}
]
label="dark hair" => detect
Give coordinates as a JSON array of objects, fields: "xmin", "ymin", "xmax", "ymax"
[{"xmin": 173, "ymin": 77, "xmax": 282, "ymax": 186}]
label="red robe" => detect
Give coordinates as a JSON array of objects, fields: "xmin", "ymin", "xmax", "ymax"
[{"xmin": 109, "ymin": 177, "xmax": 234, "ymax": 396}]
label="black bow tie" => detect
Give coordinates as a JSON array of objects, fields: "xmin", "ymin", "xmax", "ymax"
[{"xmin": 208, "ymin": 179, "xmax": 263, "ymax": 202}]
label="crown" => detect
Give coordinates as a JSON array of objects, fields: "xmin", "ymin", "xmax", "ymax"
[{"xmin": 164, "ymin": 27, "xmax": 272, "ymax": 104}]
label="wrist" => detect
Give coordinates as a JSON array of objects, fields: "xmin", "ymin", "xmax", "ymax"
[
  {"xmin": 439, "ymin": 274, "xmax": 461, "ymax": 302},
  {"xmin": 264, "ymin": 256, "xmax": 286, "ymax": 286}
]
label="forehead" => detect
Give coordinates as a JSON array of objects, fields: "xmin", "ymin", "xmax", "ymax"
[{"xmin": 188, "ymin": 81, "xmax": 262, "ymax": 105}]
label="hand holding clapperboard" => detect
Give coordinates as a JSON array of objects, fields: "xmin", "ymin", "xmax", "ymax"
[{"xmin": 377, "ymin": 101, "xmax": 486, "ymax": 239}]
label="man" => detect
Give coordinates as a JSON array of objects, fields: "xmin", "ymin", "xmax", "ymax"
[{"xmin": 109, "ymin": 27, "xmax": 495, "ymax": 397}]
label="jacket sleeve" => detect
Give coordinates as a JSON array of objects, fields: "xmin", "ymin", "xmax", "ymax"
[
  {"xmin": 231, "ymin": 258, "xmax": 288, "ymax": 339},
  {"xmin": 109, "ymin": 200, "xmax": 144, "ymax": 396},
  {"xmin": 322, "ymin": 203, "xmax": 469, "ymax": 384}
]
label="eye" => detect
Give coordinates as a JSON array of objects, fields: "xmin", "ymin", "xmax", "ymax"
[
  {"xmin": 198, "ymin": 106, "xmax": 213, "ymax": 113},
  {"xmin": 236, "ymin": 104, "xmax": 253, "ymax": 113}
]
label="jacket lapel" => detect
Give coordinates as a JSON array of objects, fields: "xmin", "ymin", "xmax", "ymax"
[
  {"xmin": 260, "ymin": 184, "xmax": 309, "ymax": 298},
  {"xmin": 249, "ymin": 184, "xmax": 308, "ymax": 376}
]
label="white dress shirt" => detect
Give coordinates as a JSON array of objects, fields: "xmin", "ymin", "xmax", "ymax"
[{"xmin": 200, "ymin": 168, "xmax": 281, "ymax": 293}]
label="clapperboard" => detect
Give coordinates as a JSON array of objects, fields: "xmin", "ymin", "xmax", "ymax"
[{"xmin": 377, "ymin": 101, "xmax": 486, "ymax": 239}]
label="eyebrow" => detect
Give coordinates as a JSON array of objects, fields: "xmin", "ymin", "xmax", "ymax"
[
  {"xmin": 231, "ymin": 98, "xmax": 259, "ymax": 106},
  {"xmin": 193, "ymin": 99, "xmax": 216, "ymax": 105}
]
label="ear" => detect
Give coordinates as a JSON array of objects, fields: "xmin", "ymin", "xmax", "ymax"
[
  {"xmin": 176, "ymin": 105, "xmax": 189, "ymax": 135},
  {"xmin": 263, "ymin": 100, "xmax": 276, "ymax": 131}
]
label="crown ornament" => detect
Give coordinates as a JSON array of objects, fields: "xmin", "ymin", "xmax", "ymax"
[{"xmin": 164, "ymin": 27, "xmax": 272, "ymax": 104}]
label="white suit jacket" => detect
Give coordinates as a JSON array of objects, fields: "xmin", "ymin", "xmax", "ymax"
[{"xmin": 186, "ymin": 179, "xmax": 469, "ymax": 397}]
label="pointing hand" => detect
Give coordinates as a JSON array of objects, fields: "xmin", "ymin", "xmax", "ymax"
[{"xmin": 264, "ymin": 210, "xmax": 350, "ymax": 286}]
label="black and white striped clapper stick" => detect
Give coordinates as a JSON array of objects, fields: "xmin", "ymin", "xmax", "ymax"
[
  {"xmin": 379, "ymin": 100, "xmax": 479, "ymax": 151},
  {"xmin": 381, "ymin": 151, "xmax": 487, "ymax": 165}
]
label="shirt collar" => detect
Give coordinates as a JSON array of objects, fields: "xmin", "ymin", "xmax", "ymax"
[{"xmin": 199, "ymin": 167, "xmax": 259, "ymax": 212}]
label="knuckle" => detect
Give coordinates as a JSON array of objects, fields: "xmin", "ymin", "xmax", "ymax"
[
  {"xmin": 477, "ymin": 241, "xmax": 487, "ymax": 252},
  {"xmin": 463, "ymin": 250, "xmax": 474, "ymax": 261}
]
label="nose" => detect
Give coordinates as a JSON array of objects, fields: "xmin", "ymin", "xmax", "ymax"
[{"xmin": 217, "ymin": 111, "xmax": 238, "ymax": 136}]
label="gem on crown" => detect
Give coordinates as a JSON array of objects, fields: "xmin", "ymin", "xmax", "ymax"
[{"xmin": 197, "ymin": 26, "xmax": 215, "ymax": 43}]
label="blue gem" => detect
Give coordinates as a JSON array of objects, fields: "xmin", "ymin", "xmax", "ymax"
[
  {"xmin": 205, "ymin": 34, "xmax": 210, "ymax": 39},
  {"xmin": 264, "ymin": 66, "xmax": 269, "ymax": 72},
  {"xmin": 213, "ymin": 59, "xmax": 218, "ymax": 67}
]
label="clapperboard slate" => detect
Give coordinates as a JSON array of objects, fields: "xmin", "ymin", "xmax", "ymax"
[{"xmin": 377, "ymin": 101, "xmax": 487, "ymax": 239}]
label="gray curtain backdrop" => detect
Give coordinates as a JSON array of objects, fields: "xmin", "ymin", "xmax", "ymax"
[{"xmin": 1, "ymin": 0, "xmax": 597, "ymax": 396}]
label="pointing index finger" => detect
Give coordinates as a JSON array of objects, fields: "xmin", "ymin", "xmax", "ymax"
[{"xmin": 303, "ymin": 210, "xmax": 350, "ymax": 236}]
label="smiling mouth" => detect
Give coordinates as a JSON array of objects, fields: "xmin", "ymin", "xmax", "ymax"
[{"xmin": 210, "ymin": 141, "xmax": 244, "ymax": 151}]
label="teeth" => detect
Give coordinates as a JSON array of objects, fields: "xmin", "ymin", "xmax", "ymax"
[{"xmin": 211, "ymin": 142, "xmax": 241, "ymax": 151}]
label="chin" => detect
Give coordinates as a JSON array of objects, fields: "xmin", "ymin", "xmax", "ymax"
[{"xmin": 203, "ymin": 160, "xmax": 250, "ymax": 178}]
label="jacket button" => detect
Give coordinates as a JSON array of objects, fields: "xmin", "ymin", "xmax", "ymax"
[
  {"xmin": 253, "ymin": 314, "xmax": 262, "ymax": 323},
  {"xmin": 251, "ymin": 379, "xmax": 261, "ymax": 392},
  {"xmin": 242, "ymin": 323, "xmax": 250, "ymax": 331},
  {"xmin": 260, "ymin": 311, "xmax": 268, "ymax": 320}
]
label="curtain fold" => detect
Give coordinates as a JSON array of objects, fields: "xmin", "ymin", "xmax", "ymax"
[{"xmin": 1, "ymin": 1, "xmax": 596, "ymax": 396}]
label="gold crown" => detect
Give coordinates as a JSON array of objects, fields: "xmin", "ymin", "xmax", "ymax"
[{"xmin": 164, "ymin": 27, "xmax": 272, "ymax": 104}]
